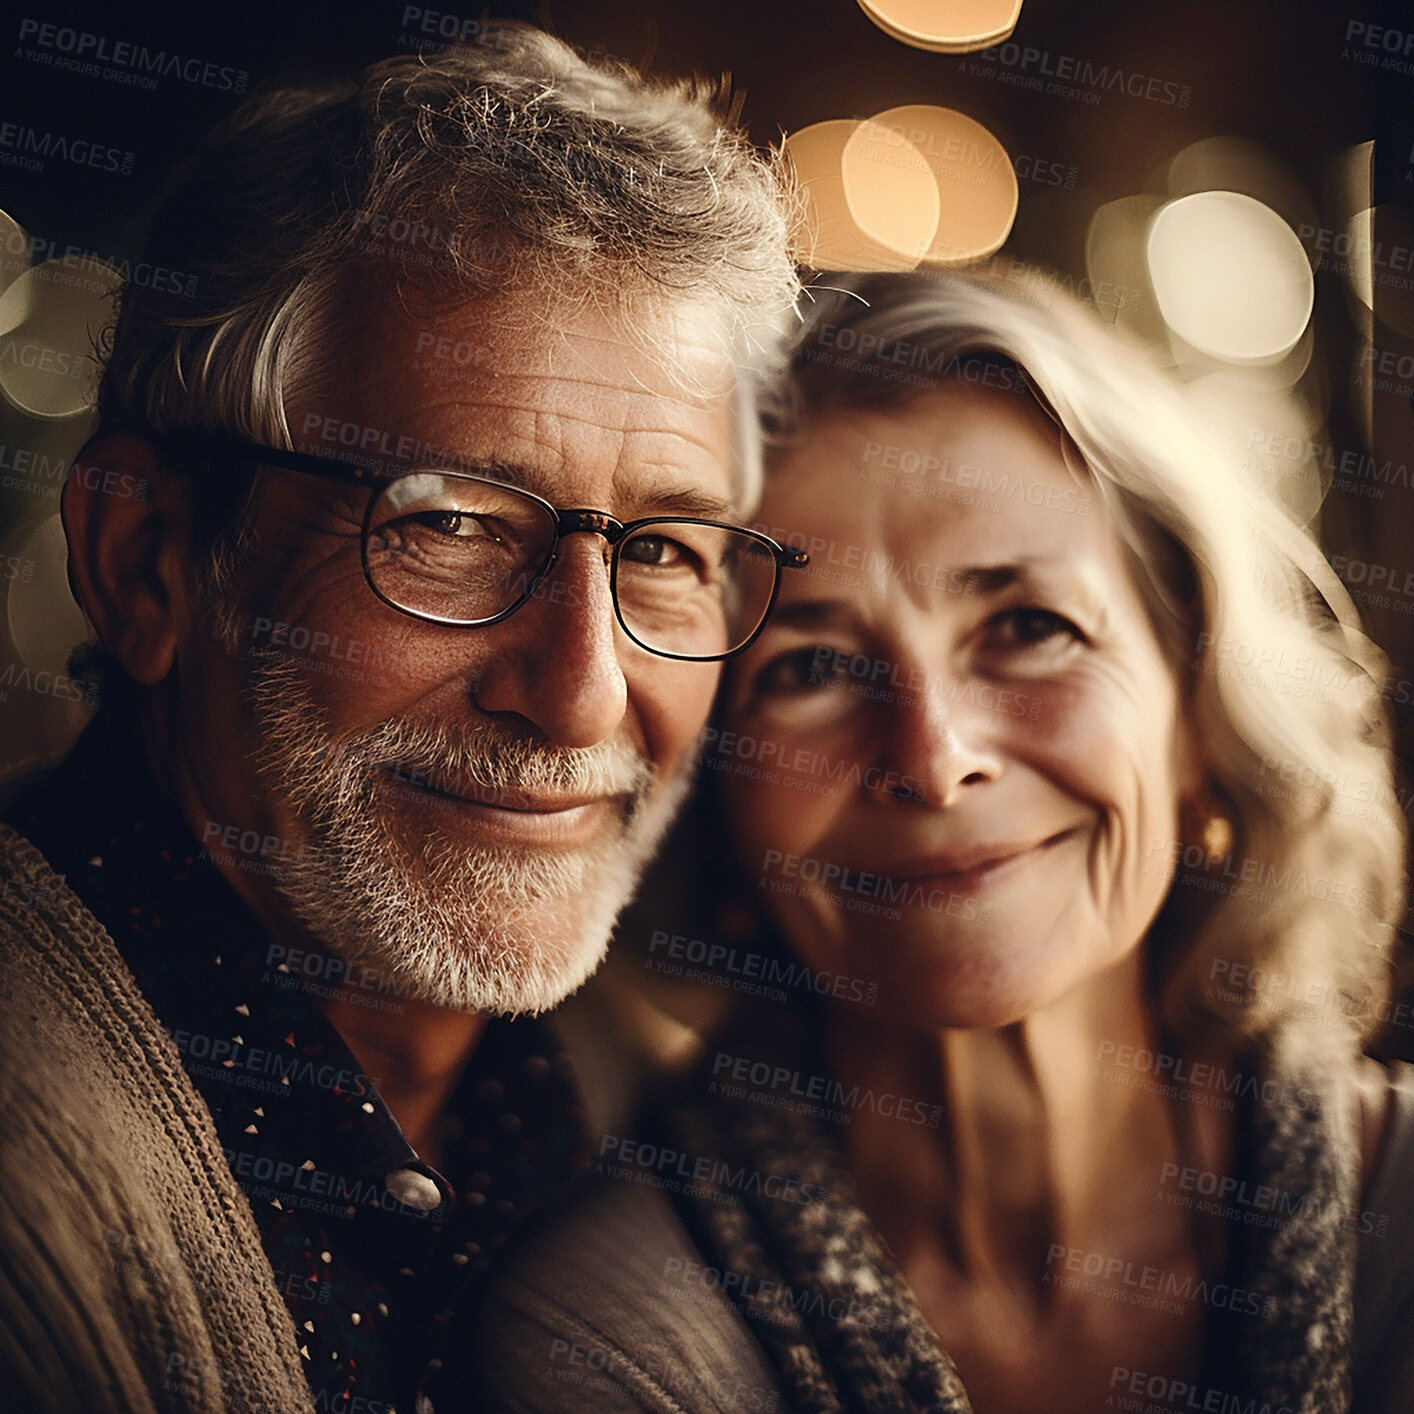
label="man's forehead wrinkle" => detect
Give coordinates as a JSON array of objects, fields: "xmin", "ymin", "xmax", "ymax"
[{"xmin": 362, "ymin": 388, "xmax": 729, "ymax": 460}]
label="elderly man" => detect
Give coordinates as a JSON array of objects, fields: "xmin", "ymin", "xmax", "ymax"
[{"xmin": 0, "ymin": 25, "xmax": 798, "ymax": 1414}]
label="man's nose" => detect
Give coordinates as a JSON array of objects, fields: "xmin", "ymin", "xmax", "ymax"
[{"xmin": 470, "ymin": 536, "xmax": 629, "ymax": 747}]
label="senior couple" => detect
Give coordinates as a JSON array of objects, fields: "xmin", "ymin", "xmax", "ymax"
[{"xmin": 1, "ymin": 22, "xmax": 1410, "ymax": 1414}]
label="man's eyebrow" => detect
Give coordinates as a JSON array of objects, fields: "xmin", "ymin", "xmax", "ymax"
[
  {"xmin": 412, "ymin": 456, "xmax": 735, "ymax": 521},
  {"xmin": 630, "ymin": 485, "xmax": 734, "ymax": 520}
]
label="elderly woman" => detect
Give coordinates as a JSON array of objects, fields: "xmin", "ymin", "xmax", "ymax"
[{"xmin": 475, "ymin": 269, "xmax": 1414, "ymax": 1413}]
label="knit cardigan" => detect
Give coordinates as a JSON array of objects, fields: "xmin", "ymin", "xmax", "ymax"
[{"xmin": 0, "ymin": 825, "xmax": 313, "ymax": 1414}]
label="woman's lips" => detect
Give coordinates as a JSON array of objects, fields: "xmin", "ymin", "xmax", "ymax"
[
  {"xmin": 872, "ymin": 828, "xmax": 1079, "ymax": 895},
  {"xmin": 378, "ymin": 762, "xmax": 624, "ymax": 846}
]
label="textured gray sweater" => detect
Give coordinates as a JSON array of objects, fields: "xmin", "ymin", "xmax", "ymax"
[{"xmin": 0, "ymin": 825, "xmax": 313, "ymax": 1414}]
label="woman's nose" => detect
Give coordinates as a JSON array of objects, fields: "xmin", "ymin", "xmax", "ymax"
[{"xmin": 870, "ymin": 670, "xmax": 1004, "ymax": 808}]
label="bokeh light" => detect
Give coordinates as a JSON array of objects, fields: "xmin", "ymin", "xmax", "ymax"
[
  {"xmin": 0, "ymin": 207, "xmax": 28, "ymax": 302},
  {"xmin": 1146, "ymin": 191, "xmax": 1313, "ymax": 364},
  {"xmin": 1164, "ymin": 137, "xmax": 1319, "ymax": 258},
  {"xmin": 0, "ymin": 256, "xmax": 119, "ymax": 418},
  {"xmin": 6, "ymin": 513, "xmax": 87, "ymax": 678},
  {"xmin": 1084, "ymin": 194, "xmax": 1165, "ymax": 338},
  {"xmin": 870, "ymin": 105, "xmax": 1017, "ymax": 265},
  {"xmin": 787, "ymin": 119, "xmax": 940, "ymax": 270},
  {"xmin": 856, "ymin": 0, "xmax": 1023, "ymax": 52}
]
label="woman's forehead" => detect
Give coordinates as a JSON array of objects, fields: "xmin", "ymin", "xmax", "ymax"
[{"xmin": 755, "ymin": 385, "xmax": 1144, "ymax": 616}]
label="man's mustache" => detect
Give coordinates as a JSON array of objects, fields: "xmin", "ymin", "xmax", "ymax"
[{"xmin": 354, "ymin": 718, "xmax": 654, "ymax": 803}]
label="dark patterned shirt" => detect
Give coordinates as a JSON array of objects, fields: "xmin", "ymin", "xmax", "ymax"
[{"xmin": 10, "ymin": 717, "xmax": 590, "ymax": 1414}]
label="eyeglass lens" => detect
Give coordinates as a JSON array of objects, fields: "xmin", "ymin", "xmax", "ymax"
[{"xmin": 364, "ymin": 471, "xmax": 781, "ymax": 658}]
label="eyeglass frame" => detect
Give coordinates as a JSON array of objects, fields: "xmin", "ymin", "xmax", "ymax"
[{"xmin": 166, "ymin": 434, "xmax": 811, "ymax": 663}]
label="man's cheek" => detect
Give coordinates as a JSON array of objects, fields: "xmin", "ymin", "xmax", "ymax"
[{"xmin": 642, "ymin": 666, "xmax": 721, "ymax": 778}]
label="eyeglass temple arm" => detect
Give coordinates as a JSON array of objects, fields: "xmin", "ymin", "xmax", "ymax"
[{"xmin": 222, "ymin": 440, "xmax": 389, "ymax": 487}]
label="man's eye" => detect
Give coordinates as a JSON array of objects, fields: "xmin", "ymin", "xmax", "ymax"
[
  {"xmin": 989, "ymin": 607, "xmax": 1082, "ymax": 648},
  {"xmin": 621, "ymin": 534, "xmax": 687, "ymax": 568},
  {"xmin": 412, "ymin": 510, "xmax": 495, "ymax": 540}
]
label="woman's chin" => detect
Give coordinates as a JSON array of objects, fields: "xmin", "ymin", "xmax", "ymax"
[{"xmin": 796, "ymin": 912, "xmax": 1128, "ymax": 1034}]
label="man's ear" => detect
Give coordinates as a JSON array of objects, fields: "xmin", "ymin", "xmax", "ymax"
[{"xmin": 61, "ymin": 432, "xmax": 191, "ymax": 686}]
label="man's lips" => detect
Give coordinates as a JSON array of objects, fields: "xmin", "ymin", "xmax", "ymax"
[{"xmin": 378, "ymin": 762, "xmax": 628, "ymax": 845}]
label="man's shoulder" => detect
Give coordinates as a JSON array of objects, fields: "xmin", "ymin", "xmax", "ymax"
[
  {"xmin": 0, "ymin": 821, "xmax": 314, "ymax": 1414},
  {"xmin": 0, "ymin": 819, "xmax": 107, "ymax": 990},
  {"xmin": 474, "ymin": 1174, "xmax": 783, "ymax": 1413},
  {"xmin": 0, "ymin": 821, "xmax": 133, "ymax": 1044}
]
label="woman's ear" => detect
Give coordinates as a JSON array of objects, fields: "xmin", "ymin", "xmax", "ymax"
[{"xmin": 61, "ymin": 433, "xmax": 190, "ymax": 687}]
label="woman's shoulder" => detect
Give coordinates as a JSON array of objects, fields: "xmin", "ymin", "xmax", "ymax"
[
  {"xmin": 473, "ymin": 1174, "xmax": 785, "ymax": 1414},
  {"xmin": 1353, "ymin": 1058, "xmax": 1414, "ymax": 1407}
]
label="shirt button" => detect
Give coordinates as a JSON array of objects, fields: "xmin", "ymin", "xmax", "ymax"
[{"xmin": 385, "ymin": 1169, "xmax": 443, "ymax": 1211}]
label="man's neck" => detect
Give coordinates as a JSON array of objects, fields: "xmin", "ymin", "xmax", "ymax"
[{"xmin": 322, "ymin": 991, "xmax": 487, "ymax": 1172}]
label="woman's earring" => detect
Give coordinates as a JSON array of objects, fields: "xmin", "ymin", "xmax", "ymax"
[{"xmin": 1200, "ymin": 812, "xmax": 1233, "ymax": 866}]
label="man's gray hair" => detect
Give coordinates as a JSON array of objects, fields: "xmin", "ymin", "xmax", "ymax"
[{"xmin": 98, "ymin": 23, "xmax": 798, "ymax": 511}]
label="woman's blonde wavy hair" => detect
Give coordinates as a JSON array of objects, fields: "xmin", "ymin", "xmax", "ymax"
[{"xmin": 776, "ymin": 266, "xmax": 1406, "ymax": 1046}]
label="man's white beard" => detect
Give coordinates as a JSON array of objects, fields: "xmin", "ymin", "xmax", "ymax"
[{"xmin": 246, "ymin": 653, "xmax": 690, "ymax": 1016}]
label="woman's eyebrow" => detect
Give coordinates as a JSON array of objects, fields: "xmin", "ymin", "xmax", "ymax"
[
  {"xmin": 768, "ymin": 599, "xmax": 858, "ymax": 628},
  {"xmin": 952, "ymin": 557, "xmax": 1070, "ymax": 596}
]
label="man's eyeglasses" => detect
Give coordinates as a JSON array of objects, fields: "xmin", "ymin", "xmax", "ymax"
[{"xmin": 182, "ymin": 437, "xmax": 810, "ymax": 662}]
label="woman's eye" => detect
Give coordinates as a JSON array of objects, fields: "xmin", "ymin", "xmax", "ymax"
[
  {"xmin": 989, "ymin": 607, "xmax": 1082, "ymax": 649},
  {"xmin": 752, "ymin": 646, "xmax": 849, "ymax": 695}
]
